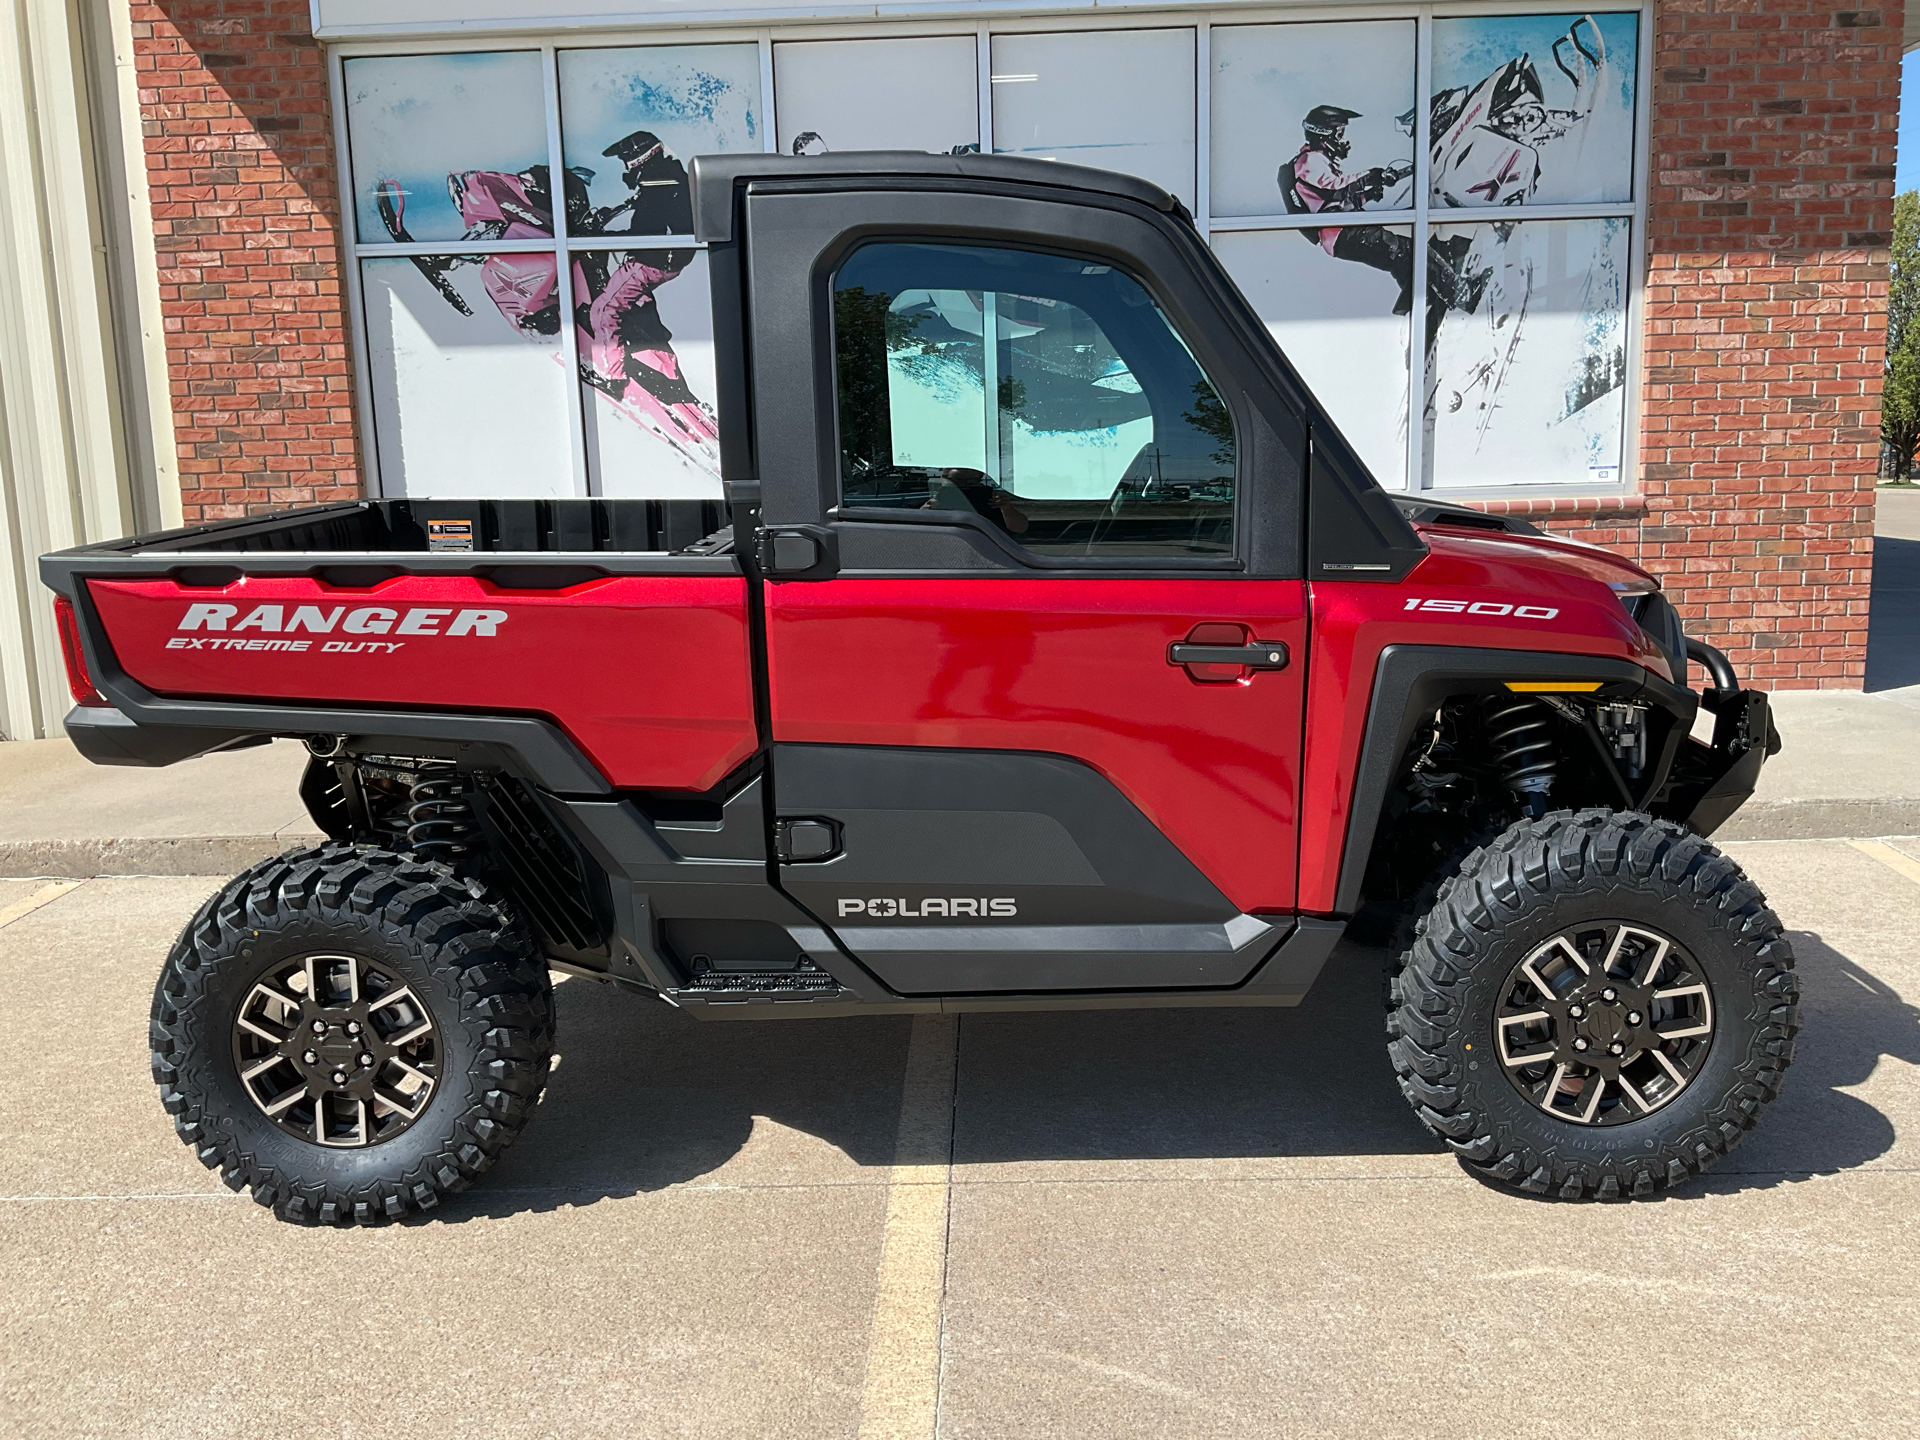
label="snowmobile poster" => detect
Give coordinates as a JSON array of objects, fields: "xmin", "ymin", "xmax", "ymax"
[{"xmin": 344, "ymin": 44, "xmax": 764, "ymax": 497}]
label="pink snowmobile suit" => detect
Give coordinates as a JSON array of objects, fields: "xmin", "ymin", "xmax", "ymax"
[
  {"xmin": 1286, "ymin": 146, "xmax": 1371, "ymax": 256},
  {"xmin": 581, "ymin": 256, "xmax": 704, "ymax": 416}
]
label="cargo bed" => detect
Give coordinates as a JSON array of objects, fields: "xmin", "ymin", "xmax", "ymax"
[
  {"xmin": 40, "ymin": 498, "xmax": 752, "ymax": 786},
  {"xmin": 48, "ymin": 497, "xmax": 732, "ymax": 563}
]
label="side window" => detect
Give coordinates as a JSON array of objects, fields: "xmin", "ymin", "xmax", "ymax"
[{"xmin": 832, "ymin": 242, "xmax": 1235, "ymax": 558}]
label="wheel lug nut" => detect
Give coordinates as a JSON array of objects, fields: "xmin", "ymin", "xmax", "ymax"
[
  {"xmin": 359, "ymin": 1053, "xmax": 373, "ymax": 1067},
  {"xmin": 302, "ymin": 1049, "xmax": 317, "ymax": 1065},
  {"xmin": 311, "ymin": 1020, "xmax": 327, "ymax": 1035},
  {"xmin": 346, "ymin": 1021, "xmax": 360, "ymax": 1036},
  {"xmin": 1601, "ymin": 988, "xmax": 1618, "ymax": 1002},
  {"xmin": 1627, "ymin": 1011, "xmax": 1642, "ymax": 1026},
  {"xmin": 331, "ymin": 1070, "xmax": 347, "ymax": 1085},
  {"xmin": 1568, "ymin": 1004, "xmax": 1585, "ymax": 1019},
  {"xmin": 1573, "ymin": 1037, "xmax": 1590, "ymax": 1052},
  {"xmin": 1609, "ymin": 1042, "xmax": 1625, "ymax": 1056}
]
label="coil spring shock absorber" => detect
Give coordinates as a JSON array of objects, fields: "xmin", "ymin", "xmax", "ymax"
[
  {"xmin": 1483, "ymin": 695, "xmax": 1557, "ymax": 817},
  {"xmin": 406, "ymin": 764, "xmax": 477, "ymax": 864}
]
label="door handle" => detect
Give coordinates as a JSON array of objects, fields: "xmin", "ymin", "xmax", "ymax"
[{"xmin": 1168, "ymin": 641, "xmax": 1289, "ymax": 670}]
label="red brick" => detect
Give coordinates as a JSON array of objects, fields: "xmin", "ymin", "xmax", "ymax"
[{"xmin": 138, "ymin": 0, "xmax": 357, "ymax": 521}]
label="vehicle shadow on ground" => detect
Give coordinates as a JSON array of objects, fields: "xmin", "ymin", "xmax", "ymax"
[
  {"xmin": 426, "ymin": 926, "xmax": 1915, "ymax": 1222},
  {"xmin": 1677, "ymin": 929, "xmax": 1919, "ymax": 1197},
  {"xmin": 428, "ymin": 940, "xmax": 1434, "ymax": 1222},
  {"xmin": 1866, "ymin": 534, "xmax": 1920, "ymax": 691}
]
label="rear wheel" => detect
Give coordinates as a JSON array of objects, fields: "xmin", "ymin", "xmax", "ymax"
[
  {"xmin": 1387, "ymin": 810, "xmax": 1798, "ymax": 1198},
  {"xmin": 151, "ymin": 845, "xmax": 553, "ymax": 1225}
]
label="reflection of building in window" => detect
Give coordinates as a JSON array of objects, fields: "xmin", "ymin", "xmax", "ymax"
[{"xmin": 833, "ymin": 244, "xmax": 1234, "ymax": 557}]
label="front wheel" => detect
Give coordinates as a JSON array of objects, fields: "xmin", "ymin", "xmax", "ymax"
[
  {"xmin": 1387, "ymin": 810, "xmax": 1798, "ymax": 1199},
  {"xmin": 151, "ymin": 845, "xmax": 554, "ymax": 1225}
]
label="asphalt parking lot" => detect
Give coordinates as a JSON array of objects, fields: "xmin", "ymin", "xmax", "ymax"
[{"xmin": 3, "ymin": 836, "xmax": 1917, "ymax": 1438}]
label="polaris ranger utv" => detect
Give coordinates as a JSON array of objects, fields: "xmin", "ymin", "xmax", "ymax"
[{"xmin": 41, "ymin": 153, "xmax": 1794, "ymax": 1223}]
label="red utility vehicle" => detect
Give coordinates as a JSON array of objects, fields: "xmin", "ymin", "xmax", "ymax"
[{"xmin": 42, "ymin": 154, "xmax": 1794, "ymax": 1222}]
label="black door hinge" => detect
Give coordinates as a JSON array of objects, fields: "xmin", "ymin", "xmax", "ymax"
[{"xmin": 751, "ymin": 525, "xmax": 837, "ymax": 579}]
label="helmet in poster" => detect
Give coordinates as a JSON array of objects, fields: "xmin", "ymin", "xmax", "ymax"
[
  {"xmin": 1303, "ymin": 105, "xmax": 1361, "ymax": 161},
  {"xmin": 1486, "ymin": 57, "xmax": 1548, "ymax": 140},
  {"xmin": 603, "ymin": 129, "xmax": 674, "ymax": 186}
]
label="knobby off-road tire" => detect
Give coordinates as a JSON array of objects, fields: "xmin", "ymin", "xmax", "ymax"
[
  {"xmin": 1387, "ymin": 810, "xmax": 1799, "ymax": 1199},
  {"xmin": 151, "ymin": 844, "xmax": 553, "ymax": 1225}
]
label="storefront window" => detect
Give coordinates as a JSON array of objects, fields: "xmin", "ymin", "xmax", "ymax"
[
  {"xmin": 1212, "ymin": 226, "xmax": 1413, "ymax": 490},
  {"xmin": 336, "ymin": 6, "xmax": 1645, "ymax": 501},
  {"xmin": 359, "ymin": 255, "xmax": 574, "ymax": 498},
  {"xmin": 1430, "ymin": 12, "xmax": 1638, "ymax": 208},
  {"xmin": 774, "ymin": 36, "xmax": 979, "ymax": 156},
  {"xmin": 344, "ymin": 51, "xmax": 548, "ymax": 247},
  {"xmin": 555, "ymin": 44, "xmax": 759, "ymax": 494},
  {"xmin": 991, "ymin": 29, "xmax": 1198, "ymax": 211},
  {"xmin": 1208, "ymin": 9, "xmax": 1640, "ymax": 491},
  {"xmin": 1427, "ymin": 216, "xmax": 1630, "ymax": 488},
  {"xmin": 1209, "ymin": 21, "xmax": 1416, "ymax": 221}
]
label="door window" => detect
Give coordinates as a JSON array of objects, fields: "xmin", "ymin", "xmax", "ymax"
[{"xmin": 832, "ymin": 242, "xmax": 1236, "ymax": 558}]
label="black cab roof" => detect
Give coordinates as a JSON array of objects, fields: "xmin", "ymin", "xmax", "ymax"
[{"xmin": 689, "ymin": 150, "xmax": 1182, "ymax": 242}]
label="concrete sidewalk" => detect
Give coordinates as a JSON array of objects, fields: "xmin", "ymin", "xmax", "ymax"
[
  {"xmin": 1728, "ymin": 689, "xmax": 1920, "ymax": 840},
  {"xmin": 0, "ymin": 737, "xmax": 320, "ymax": 877}
]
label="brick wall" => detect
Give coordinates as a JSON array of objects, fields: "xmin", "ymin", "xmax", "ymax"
[
  {"xmin": 1478, "ymin": 0, "xmax": 1900, "ymax": 688},
  {"xmin": 134, "ymin": 0, "xmax": 359, "ymax": 523}
]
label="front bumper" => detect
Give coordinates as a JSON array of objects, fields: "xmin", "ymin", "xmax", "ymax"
[{"xmin": 1668, "ymin": 641, "xmax": 1782, "ymax": 837}]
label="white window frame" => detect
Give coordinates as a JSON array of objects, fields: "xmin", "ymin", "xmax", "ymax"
[{"xmin": 326, "ymin": 1, "xmax": 1653, "ymax": 502}]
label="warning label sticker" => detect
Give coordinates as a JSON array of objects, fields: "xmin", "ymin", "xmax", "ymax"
[{"xmin": 427, "ymin": 519, "xmax": 474, "ymax": 552}]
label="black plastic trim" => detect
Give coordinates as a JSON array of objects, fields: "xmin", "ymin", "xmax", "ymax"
[
  {"xmin": 707, "ymin": 221, "xmax": 757, "ymax": 485},
  {"xmin": 1169, "ymin": 641, "xmax": 1289, "ymax": 669},
  {"xmin": 62, "ymin": 705, "xmax": 273, "ymax": 768},
  {"xmin": 1306, "ymin": 426, "xmax": 1428, "ymax": 582},
  {"xmin": 1333, "ymin": 645, "xmax": 1695, "ymax": 915},
  {"xmin": 38, "ymin": 498, "xmax": 734, "ymax": 566},
  {"xmin": 830, "ymin": 505, "xmax": 1243, "ymax": 574},
  {"xmin": 41, "ymin": 550, "xmax": 738, "ymax": 587},
  {"xmin": 665, "ymin": 916, "xmax": 1346, "ymax": 1017},
  {"xmin": 691, "ymin": 151, "xmax": 1181, "ymax": 243},
  {"xmin": 1388, "ymin": 496, "xmax": 1544, "ymax": 537}
]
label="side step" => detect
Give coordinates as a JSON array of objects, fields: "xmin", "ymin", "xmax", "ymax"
[
  {"xmin": 675, "ymin": 963, "xmax": 856, "ymax": 1006},
  {"xmin": 681, "ymin": 960, "xmax": 844, "ymax": 995}
]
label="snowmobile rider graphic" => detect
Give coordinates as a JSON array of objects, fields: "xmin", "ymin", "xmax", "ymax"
[
  {"xmin": 1281, "ymin": 104, "xmax": 1487, "ymax": 349},
  {"xmin": 574, "ymin": 129, "xmax": 702, "ymax": 412},
  {"xmin": 373, "ymin": 127, "xmax": 721, "ymax": 471}
]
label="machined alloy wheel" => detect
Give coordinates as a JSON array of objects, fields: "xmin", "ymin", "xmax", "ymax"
[
  {"xmin": 231, "ymin": 952, "xmax": 443, "ymax": 1147},
  {"xmin": 1494, "ymin": 922, "xmax": 1714, "ymax": 1126},
  {"xmin": 1385, "ymin": 810, "xmax": 1798, "ymax": 1199},
  {"xmin": 153, "ymin": 844, "xmax": 553, "ymax": 1225}
]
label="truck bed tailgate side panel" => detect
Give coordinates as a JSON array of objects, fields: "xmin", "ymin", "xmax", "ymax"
[{"xmin": 85, "ymin": 573, "xmax": 756, "ymax": 792}]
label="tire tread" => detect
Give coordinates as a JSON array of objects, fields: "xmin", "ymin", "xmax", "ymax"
[
  {"xmin": 149, "ymin": 843, "xmax": 552, "ymax": 1227},
  {"xmin": 1385, "ymin": 808, "xmax": 1799, "ymax": 1199}
]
